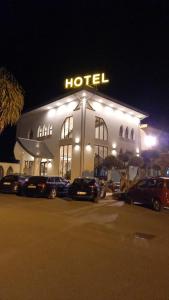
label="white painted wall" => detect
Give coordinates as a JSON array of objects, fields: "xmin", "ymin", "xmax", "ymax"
[{"xmin": 15, "ymin": 90, "xmax": 145, "ymax": 179}]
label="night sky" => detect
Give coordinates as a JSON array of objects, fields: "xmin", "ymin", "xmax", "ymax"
[{"xmin": 0, "ymin": 0, "xmax": 169, "ymax": 161}]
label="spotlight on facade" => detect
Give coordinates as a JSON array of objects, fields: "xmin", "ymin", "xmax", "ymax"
[
  {"xmin": 47, "ymin": 108, "xmax": 56, "ymax": 118},
  {"xmin": 136, "ymin": 148, "xmax": 140, "ymax": 157},
  {"xmin": 48, "ymin": 161, "xmax": 52, "ymax": 168},
  {"xmin": 144, "ymin": 135, "xmax": 157, "ymax": 148},
  {"xmin": 112, "ymin": 149, "xmax": 117, "ymax": 156},
  {"xmin": 75, "ymin": 137, "xmax": 80, "ymax": 143},
  {"xmin": 112, "ymin": 143, "xmax": 116, "ymax": 149},
  {"xmin": 86, "ymin": 144, "xmax": 92, "ymax": 152},
  {"xmin": 74, "ymin": 144, "xmax": 80, "ymax": 151}
]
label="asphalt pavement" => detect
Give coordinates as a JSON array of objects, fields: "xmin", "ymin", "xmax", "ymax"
[{"xmin": 0, "ymin": 193, "xmax": 168, "ymax": 300}]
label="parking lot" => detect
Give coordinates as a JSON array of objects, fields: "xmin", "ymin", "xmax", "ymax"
[{"xmin": 0, "ymin": 193, "xmax": 169, "ymax": 300}]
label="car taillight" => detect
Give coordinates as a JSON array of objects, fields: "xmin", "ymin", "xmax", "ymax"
[{"xmin": 37, "ymin": 183, "xmax": 46, "ymax": 189}]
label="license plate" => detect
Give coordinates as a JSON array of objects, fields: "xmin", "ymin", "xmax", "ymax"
[
  {"xmin": 3, "ymin": 182, "xmax": 11, "ymax": 185},
  {"xmin": 28, "ymin": 185, "xmax": 36, "ymax": 189},
  {"xmin": 77, "ymin": 191, "xmax": 86, "ymax": 195}
]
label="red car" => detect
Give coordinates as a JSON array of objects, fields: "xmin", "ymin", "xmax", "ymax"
[{"xmin": 127, "ymin": 177, "xmax": 169, "ymax": 211}]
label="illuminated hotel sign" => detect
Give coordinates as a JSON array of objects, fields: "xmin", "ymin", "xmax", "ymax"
[{"xmin": 65, "ymin": 73, "xmax": 109, "ymax": 89}]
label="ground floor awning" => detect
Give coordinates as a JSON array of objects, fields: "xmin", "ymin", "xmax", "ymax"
[{"xmin": 17, "ymin": 137, "xmax": 54, "ymax": 159}]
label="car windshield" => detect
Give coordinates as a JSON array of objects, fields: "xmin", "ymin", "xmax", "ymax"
[
  {"xmin": 28, "ymin": 177, "xmax": 47, "ymax": 184},
  {"xmin": 2, "ymin": 175, "xmax": 18, "ymax": 182},
  {"xmin": 73, "ymin": 178, "xmax": 95, "ymax": 185},
  {"xmin": 55, "ymin": 177, "xmax": 62, "ymax": 182}
]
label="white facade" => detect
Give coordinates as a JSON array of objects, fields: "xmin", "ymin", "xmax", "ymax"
[{"xmin": 14, "ymin": 88, "xmax": 147, "ymax": 179}]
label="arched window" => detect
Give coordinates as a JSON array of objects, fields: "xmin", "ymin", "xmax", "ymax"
[
  {"xmin": 43, "ymin": 125, "xmax": 48, "ymax": 136},
  {"xmin": 48, "ymin": 124, "xmax": 53, "ymax": 136},
  {"xmin": 7, "ymin": 166, "xmax": 13, "ymax": 175},
  {"xmin": 37, "ymin": 126, "xmax": 43, "ymax": 138},
  {"xmin": 0, "ymin": 166, "xmax": 4, "ymax": 179},
  {"xmin": 119, "ymin": 125, "xmax": 123, "ymax": 137},
  {"xmin": 131, "ymin": 128, "xmax": 134, "ymax": 140},
  {"xmin": 125, "ymin": 127, "xmax": 129, "ymax": 139},
  {"xmin": 61, "ymin": 117, "xmax": 73, "ymax": 139},
  {"xmin": 95, "ymin": 117, "xmax": 108, "ymax": 140}
]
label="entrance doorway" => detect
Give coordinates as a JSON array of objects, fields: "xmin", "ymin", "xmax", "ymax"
[{"xmin": 40, "ymin": 162, "xmax": 47, "ymax": 176}]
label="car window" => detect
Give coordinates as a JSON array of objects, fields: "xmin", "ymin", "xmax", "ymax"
[
  {"xmin": 2, "ymin": 175, "xmax": 18, "ymax": 182},
  {"xmin": 147, "ymin": 179, "xmax": 157, "ymax": 188},
  {"xmin": 28, "ymin": 177, "xmax": 47, "ymax": 184},
  {"xmin": 55, "ymin": 177, "xmax": 61, "ymax": 182},
  {"xmin": 156, "ymin": 180, "xmax": 164, "ymax": 189},
  {"xmin": 165, "ymin": 180, "xmax": 169, "ymax": 189},
  {"xmin": 137, "ymin": 180, "xmax": 148, "ymax": 188}
]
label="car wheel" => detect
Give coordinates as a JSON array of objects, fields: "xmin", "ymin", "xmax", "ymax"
[
  {"xmin": 126, "ymin": 195, "xmax": 134, "ymax": 204},
  {"xmin": 48, "ymin": 189, "xmax": 56, "ymax": 199},
  {"xmin": 152, "ymin": 198, "xmax": 161, "ymax": 212}
]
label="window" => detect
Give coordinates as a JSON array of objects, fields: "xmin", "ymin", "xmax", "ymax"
[
  {"xmin": 94, "ymin": 145, "xmax": 108, "ymax": 178},
  {"xmin": 37, "ymin": 126, "xmax": 43, "ymax": 138},
  {"xmin": 131, "ymin": 128, "xmax": 134, "ymax": 140},
  {"xmin": 59, "ymin": 145, "xmax": 72, "ymax": 177},
  {"xmin": 48, "ymin": 124, "xmax": 53, "ymax": 135},
  {"xmin": 95, "ymin": 117, "xmax": 108, "ymax": 140},
  {"xmin": 119, "ymin": 125, "xmax": 123, "ymax": 137},
  {"xmin": 125, "ymin": 127, "xmax": 129, "ymax": 139},
  {"xmin": 43, "ymin": 125, "xmax": 48, "ymax": 136},
  {"xmin": 61, "ymin": 117, "xmax": 73, "ymax": 139},
  {"xmin": 6, "ymin": 166, "xmax": 13, "ymax": 175},
  {"xmin": 137, "ymin": 180, "xmax": 147, "ymax": 188},
  {"xmin": 0, "ymin": 166, "xmax": 4, "ymax": 179},
  {"xmin": 37, "ymin": 124, "xmax": 53, "ymax": 138},
  {"xmin": 147, "ymin": 179, "xmax": 157, "ymax": 188},
  {"xmin": 40, "ymin": 162, "xmax": 48, "ymax": 176}
]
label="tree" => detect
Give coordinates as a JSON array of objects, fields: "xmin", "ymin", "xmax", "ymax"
[{"xmin": 0, "ymin": 68, "xmax": 24, "ymax": 132}]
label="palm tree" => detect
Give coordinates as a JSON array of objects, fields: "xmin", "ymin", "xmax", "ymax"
[{"xmin": 0, "ymin": 68, "xmax": 24, "ymax": 132}]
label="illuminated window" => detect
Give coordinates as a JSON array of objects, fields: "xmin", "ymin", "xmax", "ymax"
[
  {"xmin": 95, "ymin": 117, "xmax": 108, "ymax": 140},
  {"xmin": 0, "ymin": 166, "xmax": 4, "ymax": 179},
  {"xmin": 119, "ymin": 125, "xmax": 123, "ymax": 137},
  {"xmin": 94, "ymin": 145, "xmax": 108, "ymax": 178},
  {"xmin": 48, "ymin": 124, "xmax": 53, "ymax": 135},
  {"xmin": 6, "ymin": 166, "xmax": 13, "ymax": 175},
  {"xmin": 131, "ymin": 128, "xmax": 135, "ymax": 140},
  {"xmin": 37, "ymin": 126, "xmax": 43, "ymax": 138},
  {"xmin": 61, "ymin": 117, "xmax": 73, "ymax": 139},
  {"xmin": 43, "ymin": 125, "xmax": 48, "ymax": 136},
  {"xmin": 125, "ymin": 127, "xmax": 129, "ymax": 139},
  {"xmin": 59, "ymin": 145, "xmax": 72, "ymax": 178}
]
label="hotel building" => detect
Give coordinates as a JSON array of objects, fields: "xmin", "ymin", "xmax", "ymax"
[{"xmin": 14, "ymin": 87, "xmax": 147, "ymax": 179}]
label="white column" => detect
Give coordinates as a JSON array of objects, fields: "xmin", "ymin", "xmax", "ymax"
[{"xmin": 33, "ymin": 158, "xmax": 41, "ymax": 175}]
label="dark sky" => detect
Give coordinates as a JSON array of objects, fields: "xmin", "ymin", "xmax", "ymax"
[{"xmin": 0, "ymin": 0, "xmax": 169, "ymax": 161}]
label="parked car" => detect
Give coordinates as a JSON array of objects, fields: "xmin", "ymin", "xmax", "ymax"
[
  {"xmin": 68, "ymin": 177, "xmax": 106, "ymax": 201},
  {"xmin": 127, "ymin": 177, "xmax": 169, "ymax": 211},
  {"xmin": 17, "ymin": 176, "xmax": 67, "ymax": 199},
  {"xmin": 0, "ymin": 174, "xmax": 30, "ymax": 194},
  {"xmin": 107, "ymin": 180, "xmax": 120, "ymax": 193}
]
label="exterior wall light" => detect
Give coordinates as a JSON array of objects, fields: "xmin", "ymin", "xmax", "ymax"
[
  {"xmin": 112, "ymin": 143, "xmax": 117, "ymax": 156},
  {"xmin": 48, "ymin": 160, "xmax": 52, "ymax": 168},
  {"xmin": 75, "ymin": 137, "xmax": 80, "ymax": 144},
  {"xmin": 86, "ymin": 144, "xmax": 92, "ymax": 152},
  {"xmin": 74, "ymin": 144, "xmax": 80, "ymax": 151},
  {"xmin": 136, "ymin": 148, "xmax": 140, "ymax": 157},
  {"xmin": 112, "ymin": 143, "xmax": 116, "ymax": 149},
  {"xmin": 47, "ymin": 108, "xmax": 56, "ymax": 118}
]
